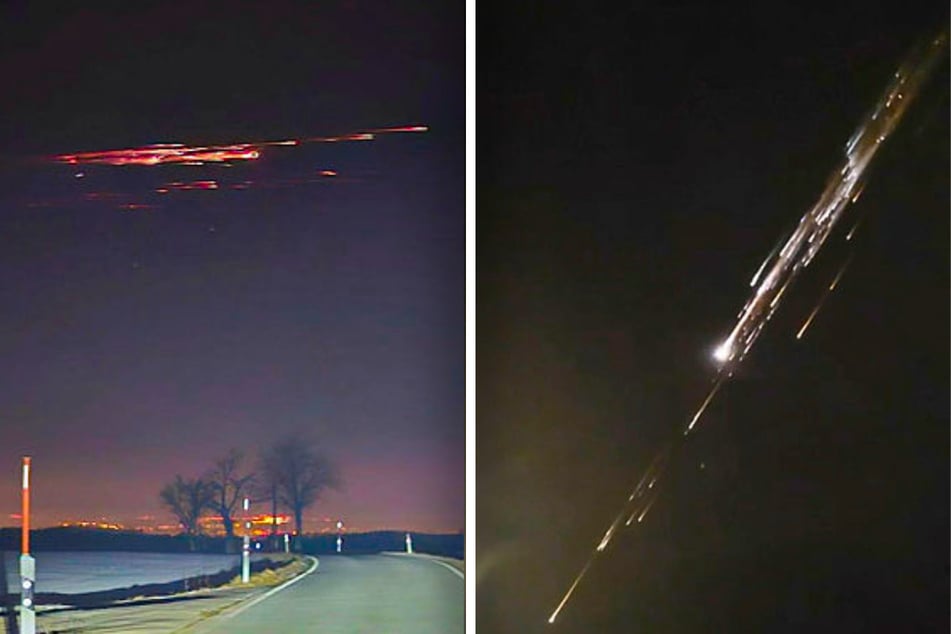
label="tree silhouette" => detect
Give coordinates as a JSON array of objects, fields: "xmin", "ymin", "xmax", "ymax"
[
  {"xmin": 205, "ymin": 449, "xmax": 255, "ymax": 539},
  {"xmin": 159, "ymin": 475, "xmax": 215, "ymax": 550},
  {"xmin": 261, "ymin": 436, "xmax": 339, "ymax": 544},
  {"xmin": 257, "ymin": 451, "xmax": 282, "ymax": 548}
]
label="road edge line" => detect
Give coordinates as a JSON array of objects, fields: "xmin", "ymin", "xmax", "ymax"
[
  {"xmin": 216, "ymin": 555, "xmax": 320, "ymax": 622},
  {"xmin": 427, "ymin": 558, "xmax": 465, "ymax": 580},
  {"xmin": 382, "ymin": 552, "xmax": 464, "ymax": 580}
]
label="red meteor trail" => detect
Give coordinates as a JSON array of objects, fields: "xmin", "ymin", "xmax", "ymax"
[
  {"xmin": 51, "ymin": 125, "xmax": 427, "ymax": 167},
  {"xmin": 368, "ymin": 125, "xmax": 429, "ymax": 133},
  {"xmin": 157, "ymin": 180, "xmax": 220, "ymax": 192},
  {"xmin": 36, "ymin": 124, "xmax": 426, "ymax": 210},
  {"xmin": 56, "ymin": 144, "xmax": 262, "ymax": 166}
]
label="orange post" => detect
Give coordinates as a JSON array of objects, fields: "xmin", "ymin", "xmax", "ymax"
[{"xmin": 22, "ymin": 456, "xmax": 31, "ymax": 555}]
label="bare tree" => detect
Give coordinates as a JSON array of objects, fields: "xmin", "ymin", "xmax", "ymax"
[
  {"xmin": 205, "ymin": 449, "xmax": 255, "ymax": 539},
  {"xmin": 261, "ymin": 436, "xmax": 339, "ymax": 543},
  {"xmin": 159, "ymin": 475, "xmax": 215, "ymax": 550},
  {"xmin": 258, "ymin": 450, "xmax": 282, "ymax": 548}
]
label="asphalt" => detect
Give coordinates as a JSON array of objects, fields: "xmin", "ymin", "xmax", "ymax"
[{"xmin": 195, "ymin": 554, "xmax": 464, "ymax": 634}]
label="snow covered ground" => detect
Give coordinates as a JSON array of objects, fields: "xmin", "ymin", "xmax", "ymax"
[{"xmin": 0, "ymin": 551, "xmax": 264, "ymax": 594}]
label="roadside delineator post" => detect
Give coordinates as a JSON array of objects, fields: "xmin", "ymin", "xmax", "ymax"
[
  {"xmin": 241, "ymin": 497, "xmax": 250, "ymax": 584},
  {"xmin": 20, "ymin": 456, "xmax": 36, "ymax": 634},
  {"xmin": 405, "ymin": 532, "xmax": 413, "ymax": 554}
]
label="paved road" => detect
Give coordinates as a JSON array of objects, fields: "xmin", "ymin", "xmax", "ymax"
[{"xmin": 196, "ymin": 554, "xmax": 463, "ymax": 634}]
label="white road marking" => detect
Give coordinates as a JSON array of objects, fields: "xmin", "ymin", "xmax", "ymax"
[
  {"xmin": 217, "ymin": 555, "xmax": 319, "ymax": 621},
  {"xmin": 383, "ymin": 552, "xmax": 464, "ymax": 580},
  {"xmin": 427, "ymin": 558, "xmax": 465, "ymax": 580}
]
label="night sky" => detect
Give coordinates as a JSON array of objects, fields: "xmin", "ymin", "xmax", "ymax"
[
  {"xmin": 479, "ymin": 3, "xmax": 948, "ymax": 633},
  {"xmin": 0, "ymin": 1, "xmax": 463, "ymax": 534}
]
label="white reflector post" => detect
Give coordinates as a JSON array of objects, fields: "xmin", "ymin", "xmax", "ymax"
[
  {"xmin": 20, "ymin": 553, "xmax": 35, "ymax": 633},
  {"xmin": 242, "ymin": 497, "xmax": 250, "ymax": 584}
]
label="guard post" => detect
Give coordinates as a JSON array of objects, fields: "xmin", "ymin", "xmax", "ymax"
[
  {"xmin": 20, "ymin": 456, "xmax": 35, "ymax": 634},
  {"xmin": 241, "ymin": 497, "xmax": 250, "ymax": 583}
]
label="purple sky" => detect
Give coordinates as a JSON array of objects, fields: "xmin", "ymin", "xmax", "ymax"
[{"xmin": 0, "ymin": 2, "xmax": 463, "ymax": 535}]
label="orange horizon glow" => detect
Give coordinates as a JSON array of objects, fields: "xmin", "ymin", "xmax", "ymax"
[{"xmin": 6, "ymin": 515, "xmax": 462, "ymax": 537}]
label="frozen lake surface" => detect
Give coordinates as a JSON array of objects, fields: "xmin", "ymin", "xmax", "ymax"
[{"xmin": 1, "ymin": 551, "xmax": 263, "ymax": 594}]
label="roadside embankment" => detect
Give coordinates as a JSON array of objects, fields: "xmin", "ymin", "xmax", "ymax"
[{"xmin": 0, "ymin": 555, "xmax": 312, "ymax": 634}]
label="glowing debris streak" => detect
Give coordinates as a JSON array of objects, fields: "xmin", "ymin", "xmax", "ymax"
[
  {"xmin": 750, "ymin": 232, "xmax": 788, "ymax": 288},
  {"xmin": 367, "ymin": 125, "xmax": 429, "ymax": 134},
  {"xmin": 34, "ymin": 125, "xmax": 428, "ymax": 211},
  {"xmin": 828, "ymin": 260, "xmax": 849, "ymax": 292},
  {"xmin": 158, "ymin": 180, "xmax": 220, "ymax": 192},
  {"xmin": 548, "ymin": 558, "xmax": 595, "ymax": 624},
  {"xmin": 52, "ymin": 125, "xmax": 427, "ymax": 167},
  {"xmin": 685, "ymin": 375, "xmax": 727, "ymax": 435},
  {"xmin": 796, "ymin": 302, "xmax": 822, "ymax": 340},
  {"xmin": 56, "ymin": 144, "xmax": 263, "ymax": 166},
  {"xmin": 845, "ymin": 219, "xmax": 863, "ymax": 242},
  {"xmin": 635, "ymin": 495, "xmax": 658, "ymax": 523},
  {"xmin": 711, "ymin": 32, "xmax": 945, "ymax": 368},
  {"xmin": 851, "ymin": 182, "xmax": 867, "ymax": 204},
  {"xmin": 796, "ymin": 256, "xmax": 852, "ymax": 340},
  {"xmin": 547, "ymin": 30, "xmax": 946, "ymax": 625}
]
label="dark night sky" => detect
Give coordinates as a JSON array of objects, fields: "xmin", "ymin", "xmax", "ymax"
[
  {"xmin": 479, "ymin": 2, "xmax": 948, "ymax": 633},
  {"xmin": 0, "ymin": 1, "xmax": 463, "ymax": 533}
]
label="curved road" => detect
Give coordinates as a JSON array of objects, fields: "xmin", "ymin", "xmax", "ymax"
[{"xmin": 196, "ymin": 554, "xmax": 463, "ymax": 634}]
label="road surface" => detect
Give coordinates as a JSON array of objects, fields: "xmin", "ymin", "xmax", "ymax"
[{"xmin": 196, "ymin": 554, "xmax": 464, "ymax": 634}]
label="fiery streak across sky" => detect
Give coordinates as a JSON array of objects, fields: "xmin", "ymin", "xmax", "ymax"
[
  {"xmin": 53, "ymin": 126, "xmax": 428, "ymax": 167},
  {"xmin": 37, "ymin": 125, "xmax": 428, "ymax": 210},
  {"xmin": 548, "ymin": 30, "xmax": 947, "ymax": 626}
]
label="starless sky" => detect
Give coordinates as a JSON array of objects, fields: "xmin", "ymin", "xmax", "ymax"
[
  {"xmin": 479, "ymin": 2, "xmax": 947, "ymax": 632},
  {"xmin": 0, "ymin": 1, "xmax": 463, "ymax": 533}
]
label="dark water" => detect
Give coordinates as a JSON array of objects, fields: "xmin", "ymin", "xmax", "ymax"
[{"xmin": 0, "ymin": 551, "xmax": 257, "ymax": 594}]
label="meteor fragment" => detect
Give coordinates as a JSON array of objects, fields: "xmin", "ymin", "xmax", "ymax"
[
  {"xmin": 548, "ymin": 29, "xmax": 947, "ymax": 625},
  {"xmin": 796, "ymin": 256, "xmax": 852, "ymax": 339},
  {"xmin": 51, "ymin": 125, "xmax": 427, "ymax": 168}
]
